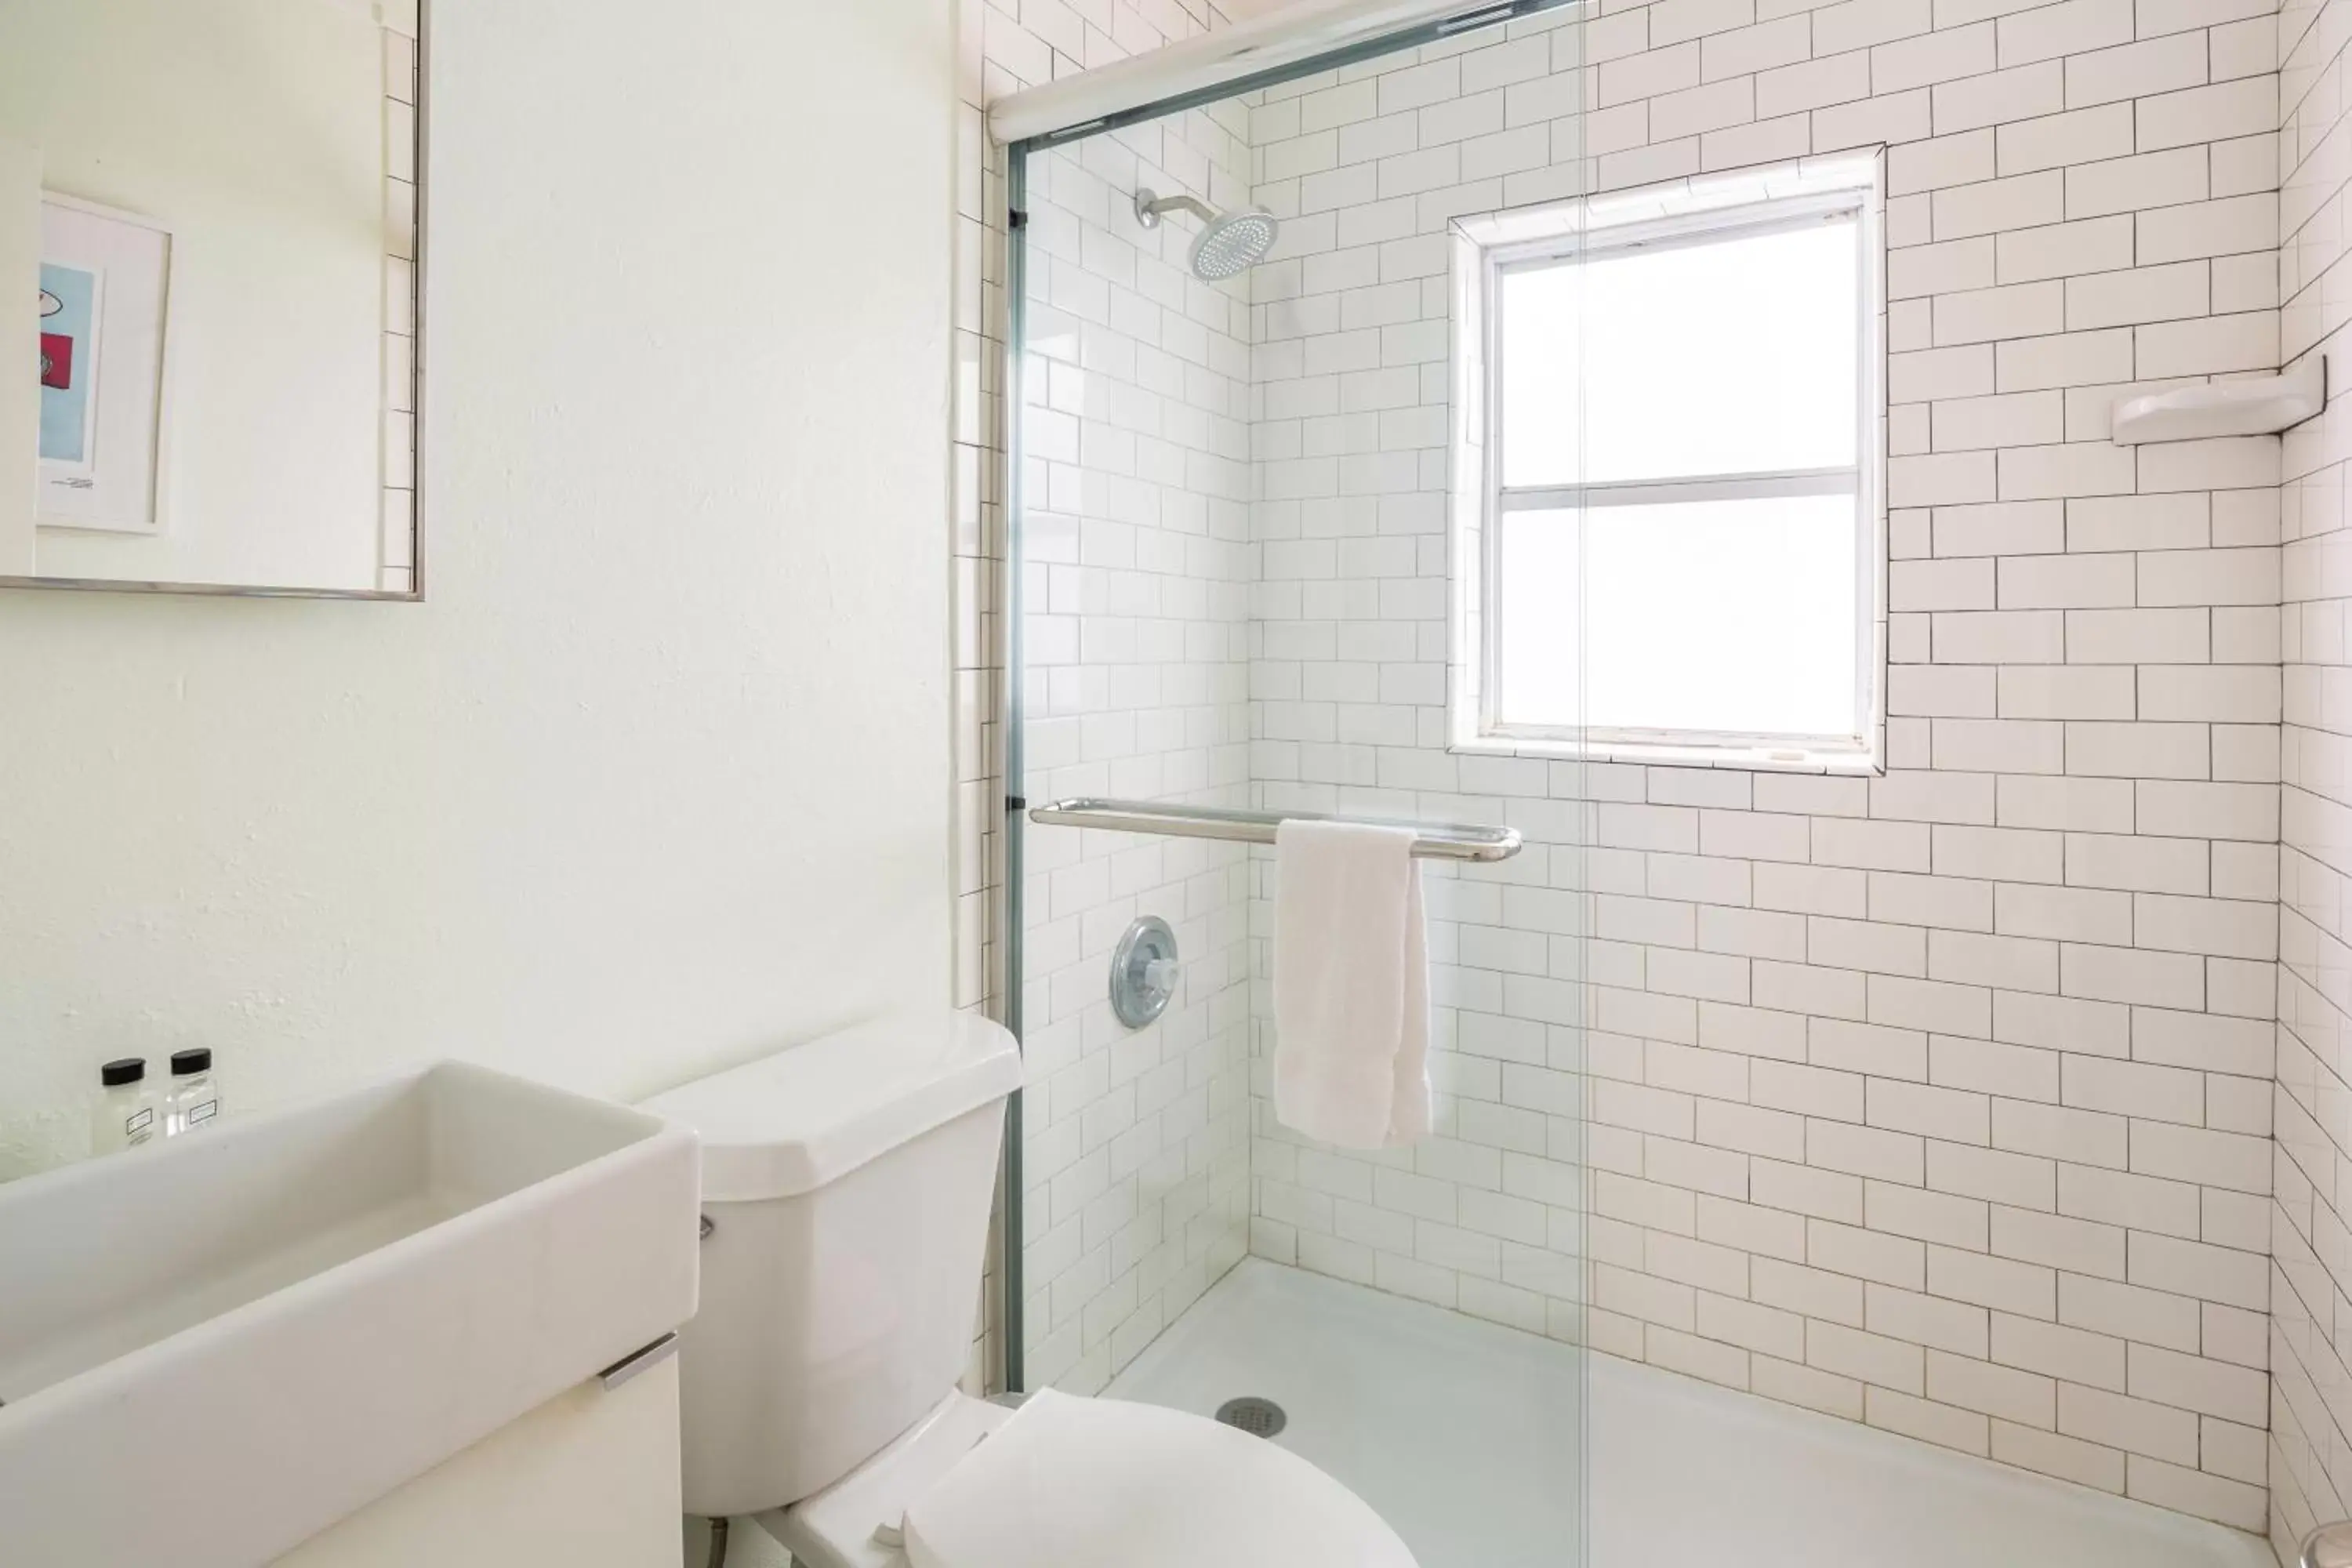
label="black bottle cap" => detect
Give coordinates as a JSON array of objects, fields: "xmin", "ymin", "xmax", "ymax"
[
  {"xmin": 100, "ymin": 1058, "xmax": 146, "ymax": 1087},
  {"xmin": 170, "ymin": 1047, "xmax": 212, "ymax": 1076}
]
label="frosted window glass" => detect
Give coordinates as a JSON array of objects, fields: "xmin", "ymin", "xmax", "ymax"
[
  {"xmin": 1499, "ymin": 218, "xmax": 1860, "ymax": 488},
  {"xmin": 1497, "ymin": 495, "xmax": 1860, "ymax": 738}
]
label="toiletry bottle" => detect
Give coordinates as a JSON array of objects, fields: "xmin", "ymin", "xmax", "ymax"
[
  {"xmin": 165, "ymin": 1047, "xmax": 220, "ymax": 1135},
  {"xmin": 92, "ymin": 1058, "xmax": 157, "ymax": 1154}
]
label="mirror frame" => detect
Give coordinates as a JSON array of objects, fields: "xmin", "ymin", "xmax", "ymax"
[{"xmin": 2, "ymin": 0, "xmax": 429, "ymax": 602}]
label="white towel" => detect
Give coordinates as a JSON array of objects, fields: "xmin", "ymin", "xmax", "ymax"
[{"xmin": 1272, "ymin": 819, "xmax": 1431, "ymax": 1150}]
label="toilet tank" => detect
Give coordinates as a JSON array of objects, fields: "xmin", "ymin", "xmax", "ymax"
[{"xmin": 639, "ymin": 1012, "xmax": 1022, "ymax": 1518}]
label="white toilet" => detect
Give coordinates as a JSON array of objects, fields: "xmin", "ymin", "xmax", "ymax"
[{"xmin": 641, "ymin": 1011, "xmax": 1416, "ymax": 1568}]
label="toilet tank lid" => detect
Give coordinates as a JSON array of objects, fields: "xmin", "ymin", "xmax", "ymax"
[{"xmin": 640, "ymin": 1012, "xmax": 1022, "ymax": 1201}]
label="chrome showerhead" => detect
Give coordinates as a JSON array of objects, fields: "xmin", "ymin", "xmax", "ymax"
[
  {"xmin": 1134, "ymin": 187, "xmax": 1280, "ymax": 281},
  {"xmin": 1189, "ymin": 206, "xmax": 1279, "ymax": 280}
]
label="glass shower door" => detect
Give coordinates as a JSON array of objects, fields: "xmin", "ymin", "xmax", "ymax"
[{"xmin": 996, "ymin": 6, "xmax": 1588, "ymax": 1563}]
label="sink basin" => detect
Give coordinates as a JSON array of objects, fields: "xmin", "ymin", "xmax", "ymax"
[{"xmin": 0, "ymin": 1061, "xmax": 699, "ymax": 1568}]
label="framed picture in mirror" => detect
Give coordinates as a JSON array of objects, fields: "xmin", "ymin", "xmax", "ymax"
[{"xmin": 38, "ymin": 196, "xmax": 172, "ymax": 539}]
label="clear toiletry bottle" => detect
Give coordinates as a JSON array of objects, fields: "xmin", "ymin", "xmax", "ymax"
[
  {"xmin": 92, "ymin": 1058, "xmax": 158, "ymax": 1154},
  {"xmin": 166, "ymin": 1047, "xmax": 220, "ymax": 1135}
]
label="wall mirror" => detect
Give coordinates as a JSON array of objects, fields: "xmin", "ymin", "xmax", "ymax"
[{"xmin": 1, "ymin": 0, "xmax": 423, "ymax": 597}]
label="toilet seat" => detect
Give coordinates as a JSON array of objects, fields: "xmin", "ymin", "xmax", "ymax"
[{"xmin": 767, "ymin": 1389, "xmax": 1417, "ymax": 1568}]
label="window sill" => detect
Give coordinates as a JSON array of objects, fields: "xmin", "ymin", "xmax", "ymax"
[{"xmin": 1451, "ymin": 733, "xmax": 1884, "ymax": 778}]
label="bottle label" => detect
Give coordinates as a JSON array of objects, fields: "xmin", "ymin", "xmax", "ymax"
[
  {"xmin": 186, "ymin": 1098, "xmax": 218, "ymax": 1127},
  {"xmin": 125, "ymin": 1108, "xmax": 154, "ymax": 1136}
]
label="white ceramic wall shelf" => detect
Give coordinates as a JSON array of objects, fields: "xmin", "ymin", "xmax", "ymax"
[{"xmin": 2111, "ymin": 355, "xmax": 2325, "ymax": 445}]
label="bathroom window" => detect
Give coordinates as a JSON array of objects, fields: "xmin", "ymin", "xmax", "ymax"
[{"xmin": 1454, "ymin": 163, "xmax": 1885, "ymax": 771}]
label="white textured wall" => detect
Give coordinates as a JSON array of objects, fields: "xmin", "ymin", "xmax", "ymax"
[
  {"xmin": 1242, "ymin": 0, "xmax": 2283, "ymax": 1535},
  {"xmin": 0, "ymin": 0, "xmax": 957, "ymax": 1176}
]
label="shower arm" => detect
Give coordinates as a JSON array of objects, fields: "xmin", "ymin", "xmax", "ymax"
[{"xmin": 1134, "ymin": 188, "xmax": 1215, "ymax": 230}]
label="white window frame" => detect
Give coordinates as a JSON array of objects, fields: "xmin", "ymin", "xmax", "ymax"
[{"xmin": 1449, "ymin": 158, "xmax": 1887, "ymax": 775}]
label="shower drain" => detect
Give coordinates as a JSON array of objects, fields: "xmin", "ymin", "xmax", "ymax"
[{"xmin": 1214, "ymin": 1396, "xmax": 1287, "ymax": 1438}]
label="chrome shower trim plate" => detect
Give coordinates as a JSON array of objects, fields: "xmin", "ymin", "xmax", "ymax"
[{"xmin": 1109, "ymin": 914, "xmax": 1180, "ymax": 1029}]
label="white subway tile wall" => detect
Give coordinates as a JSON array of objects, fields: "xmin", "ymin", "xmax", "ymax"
[
  {"xmin": 2270, "ymin": 0, "xmax": 2352, "ymax": 1557},
  {"xmin": 1235, "ymin": 0, "xmax": 2279, "ymax": 1538},
  {"xmin": 959, "ymin": 0, "xmax": 2307, "ymax": 1544},
  {"xmin": 959, "ymin": 3, "xmax": 1239, "ymax": 1037}
]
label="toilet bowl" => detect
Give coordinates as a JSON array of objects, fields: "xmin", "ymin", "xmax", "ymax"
[{"xmin": 640, "ymin": 1011, "xmax": 1414, "ymax": 1568}]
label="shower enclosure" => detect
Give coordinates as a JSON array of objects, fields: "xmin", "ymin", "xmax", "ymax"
[
  {"xmin": 993, "ymin": 3, "xmax": 1592, "ymax": 1562},
  {"xmin": 985, "ymin": 3, "xmax": 2301, "ymax": 1566}
]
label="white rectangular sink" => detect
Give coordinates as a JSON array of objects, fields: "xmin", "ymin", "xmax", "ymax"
[{"xmin": 0, "ymin": 1061, "xmax": 699, "ymax": 1568}]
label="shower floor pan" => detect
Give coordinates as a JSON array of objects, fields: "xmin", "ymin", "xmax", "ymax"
[{"xmin": 1107, "ymin": 1259, "xmax": 2273, "ymax": 1568}]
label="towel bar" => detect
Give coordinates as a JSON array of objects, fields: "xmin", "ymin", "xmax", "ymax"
[{"xmin": 1027, "ymin": 797, "xmax": 1523, "ymax": 862}]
